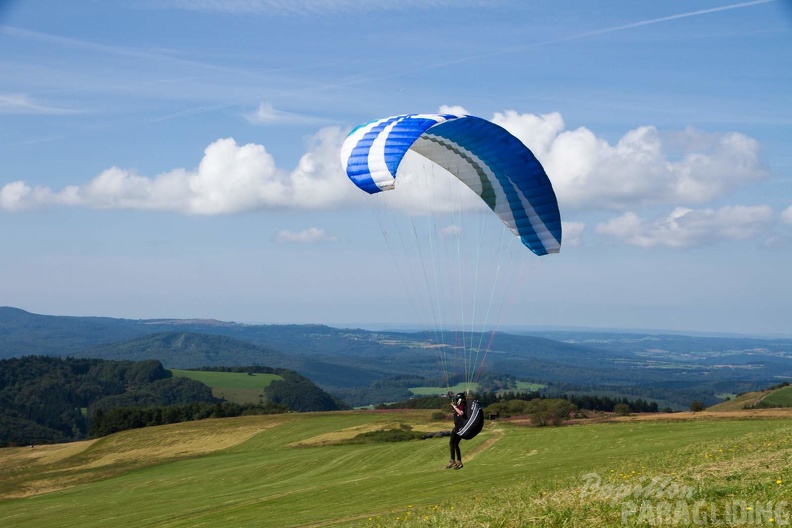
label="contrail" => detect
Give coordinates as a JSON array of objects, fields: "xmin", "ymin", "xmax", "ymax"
[
  {"xmin": 322, "ymin": 0, "xmax": 778, "ymax": 91},
  {"xmin": 538, "ymin": 0, "xmax": 777, "ymax": 47}
]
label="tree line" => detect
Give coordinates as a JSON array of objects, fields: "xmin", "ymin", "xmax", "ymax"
[
  {"xmin": 90, "ymin": 401, "xmax": 290, "ymax": 437},
  {"xmin": 378, "ymin": 390, "xmax": 661, "ymax": 416}
]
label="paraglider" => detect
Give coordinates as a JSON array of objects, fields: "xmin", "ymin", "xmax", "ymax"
[
  {"xmin": 340, "ymin": 113, "xmax": 561, "ymax": 454},
  {"xmin": 341, "ymin": 113, "xmax": 561, "ymax": 256}
]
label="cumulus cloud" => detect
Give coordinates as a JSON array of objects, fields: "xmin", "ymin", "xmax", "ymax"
[
  {"xmin": 274, "ymin": 227, "xmax": 337, "ymax": 244},
  {"xmin": 1, "ymin": 127, "xmax": 357, "ymax": 214},
  {"xmin": 0, "ymin": 108, "xmax": 772, "ymax": 232},
  {"xmin": 493, "ymin": 112, "xmax": 769, "ymax": 212},
  {"xmin": 782, "ymin": 205, "xmax": 792, "ymax": 225},
  {"xmin": 561, "ymin": 221, "xmax": 585, "ymax": 247},
  {"xmin": 438, "ymin": 104, "xmax": 470, "ymax": 116},
  {"xmin": 595, "ymin": 205, "xmax": 774, "ymax": 248}
]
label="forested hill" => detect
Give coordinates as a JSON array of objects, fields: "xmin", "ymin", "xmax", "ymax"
[
  {"xmin": 0, "ymin": 356, "xmax": 348, "ymax": 447},
  {"xmin": 0, "ymin": 357, "xmax": 214, "ymax": 446}
]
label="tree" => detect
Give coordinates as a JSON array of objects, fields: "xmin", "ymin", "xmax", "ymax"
[
  {"xmin": 690, "ymin": 401, "xmax": 706, "ymax": 412},
  {"xmin": 530, "ymin": 399, "xmax": 576, "ymax": 426},
  {"xmin": 614, "ymin": 403, "xmax": 631, "ymax": 416}
]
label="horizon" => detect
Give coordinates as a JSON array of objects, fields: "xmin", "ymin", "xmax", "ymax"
[{"xmin": 4, "ymin": 305, "xmax": 791, "ymax": 340}]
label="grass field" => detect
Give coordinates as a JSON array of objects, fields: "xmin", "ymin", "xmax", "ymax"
[
  {"xmin": 761, "ymin": 386, "xmax": 792, "ymax": 408},
  {"xmin": 1, "ymin": 409, "xmax": 790, "ymax": 527},
  {"xmin": 171, "ymin": 369, "xmax": 283, "ymax": 404},
  {"xmin": 409, "ymin": 380, "xmax": 544, "ymax": 396}
]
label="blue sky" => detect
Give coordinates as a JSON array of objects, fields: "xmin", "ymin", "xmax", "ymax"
[{"xmin": 1, "ymin": 0, "xmax": 790, "ymax": 336}]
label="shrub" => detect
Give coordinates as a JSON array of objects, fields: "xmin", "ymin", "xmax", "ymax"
[
  {"xmin": 431, "ymin": 411, "xmax": 447, "ymax": 421},
  {"xmin": 348, "ymin": 424, "xmax": 425, "ymax": 443}
]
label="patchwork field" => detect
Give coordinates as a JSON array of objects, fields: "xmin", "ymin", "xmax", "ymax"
[{"xmin": 1, "ymin": 409, "xmax": 790, "ymax": 527}]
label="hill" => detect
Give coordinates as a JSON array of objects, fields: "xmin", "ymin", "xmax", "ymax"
[
  {"xmin": 0, "ymin": 409, "xmax": 790, "ymax": 527},
  {"xmin": 3, "ymin": 307, "xmax": 791, "ymax": 409},
  {"xmin": 708, "ymin": 383, "xmax": 792, "ymax": 411},
  {"xmin": 0, "ymin": 357, "xmax": 348, "ymax": 446},
  {"xmin": 0, "ymin": 356, "xmax": 216, "ymax": 446},
  {"xmin": 707, "ymin": 390, "xmax": 770, "ymax": 411},
  {"xmin": 759, "ymin": 385, "xmax": 792, "ymax": 407}
]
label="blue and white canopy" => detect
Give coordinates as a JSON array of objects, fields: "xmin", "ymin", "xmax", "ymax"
[{"xmin": 340, "ymin": 113, "xmax": 562, "ymax": 256}]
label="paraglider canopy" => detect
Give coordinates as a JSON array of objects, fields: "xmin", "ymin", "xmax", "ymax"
[{"xmin": 340, "ymin": 113, "xmax": 562, "ymax": 256}]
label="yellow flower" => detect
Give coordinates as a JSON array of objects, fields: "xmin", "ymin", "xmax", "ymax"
[{"xmin": 777, "ymin": 479, "xmax": 783, "ymax": 485}]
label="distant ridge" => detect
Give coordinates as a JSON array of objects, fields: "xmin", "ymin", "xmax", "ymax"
[
  {"xmin": 2, "ymin": 307, "xmax": 791, "ymax": 410},
  {"xmin": 78, "ymin": 331, "xmax": 291, "ymax": 370}
]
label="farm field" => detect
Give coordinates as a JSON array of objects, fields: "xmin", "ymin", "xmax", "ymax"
[
  {"xmin": 1, "ymin": 409, "xmax": 790, "ymax": 527},
  {"xmin": 171, "ymin": 369, "xmax": 283, "ymax": 404}
]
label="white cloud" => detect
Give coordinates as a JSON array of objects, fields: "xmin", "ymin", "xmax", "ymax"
[
  {"xmin": 494, "ymin": 112, "xmax": 769, "ymax": 212},
  {"xmin": 438, "ymin": 104, "xmax": 470, "ymax": 116},
  {"xmin": 244, "ymin": 101, "xmax": 322, "ymax": 125},
  {"xmin": 0, "ymin": 181, "xmax": 59, "ymax": 212},
  {"xmin": 245, "ymin": 102, "xmax": 283, "ymax": 124},
  {"xmin": 781, "ymin": 205, "xmax": 792, "ymax": 225},
  {"xmin": 561, "ymin": 221, "xmax": 585, "ymax": 247},
  {"xmin": 0, "ymin": 127, "xmax": 357, "ymax": 214},
  {"xmin": 595, "ymin": 205, "xmax": 774, "ymax": 248},
  {"xmin": 274, "ymin": 227, "xmax": 337, "ymax": 244},
  {"xmin": 0, "ymin": 109, "xmax": 772, "ymax": 228}
]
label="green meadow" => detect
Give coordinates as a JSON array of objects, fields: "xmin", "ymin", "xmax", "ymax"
[
  {"xmin": 762, "ymin": 386, "xmax": 792, "ymax": 408},
  {"xmin": 409, "ymin": 380, "xmax": 545, "ymax": 396},
  {"xmin": 1, "ymin": 410, "xmax": 790, "ymax": 527},
  {"xmin": 171, "ymin": 369, "xmax": 283, "ymax": 404}
]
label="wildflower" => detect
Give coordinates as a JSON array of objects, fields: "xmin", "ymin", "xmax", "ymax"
[{"xmin": 777, "ymin": 479, "xmax": 783, "ymax": 485}]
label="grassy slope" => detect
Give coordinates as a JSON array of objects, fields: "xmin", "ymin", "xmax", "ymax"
[
  {"xmin": 761, "ymin": 386, "xmax": 792, "ymax": 407},
  {"xmin": 709, "ymin": 386, "xmax": 792, "ymax": 411},
  {"xmin": 171, "ymin": 369, "xmax": 283, "ymax": 404},
  {"xmin": 707, "ymin": 391, "xmax": 769, "ymax": 411},
  {"xmin": 1, "ymin": 410, "xmax": 790, "ymax": 527}
]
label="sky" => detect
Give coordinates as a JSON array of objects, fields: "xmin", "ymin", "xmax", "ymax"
[{"xmin": 1, "ymin": 0, "xmax": 791, "ymax": 337}]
